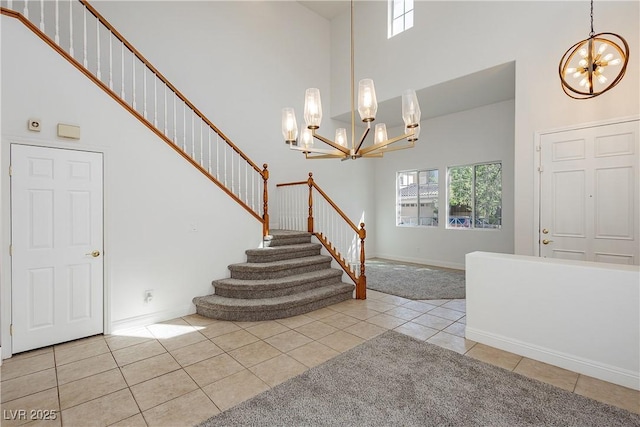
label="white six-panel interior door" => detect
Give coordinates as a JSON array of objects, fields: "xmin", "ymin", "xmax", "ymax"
[
  {"xmin": 11, "ymin": 144, "xmax": 104, "ymax": 353},
  {"xmin": 539, "ymin": 119, "xmax": 639, "ymax": 265}
]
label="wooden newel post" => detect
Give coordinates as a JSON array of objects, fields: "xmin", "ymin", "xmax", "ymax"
[
  {"xmin": 356, "ymin": 222, "xmax": 367, "ymax": 299},
  {"xmin": 262, "ymin": 164, "xmax": 269, "ymax": 237},
  {"xmin": 307, "ymin": 172, "xmax": 314, "ymax": 233}
]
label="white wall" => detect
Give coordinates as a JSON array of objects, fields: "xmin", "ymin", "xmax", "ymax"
[
  {"xmin": 91, "ymin": 1, "xmax": 377, "ymax": 240},
  {"xmin": 374, "ymin": 100, "xmax": 515, "ymax": 269},
  {"xmin": 331, "ymin": 1, "xmax": 640, "ymax": 258},
  {"xmin": 1, "ymin": 16, "xmax": 262, "ymax": 355},
  {"xmin": 466, "ymin": 252, "xmax": 640, "ymax": 390}
]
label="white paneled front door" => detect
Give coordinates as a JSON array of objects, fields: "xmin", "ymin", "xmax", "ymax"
[
  {"xmin": 539, "ymin": 120, "xmax": 639, "ymax": 264},
  {"xmin": 11, "ymin": 144, "xmax": 104, "ymax": 353}
]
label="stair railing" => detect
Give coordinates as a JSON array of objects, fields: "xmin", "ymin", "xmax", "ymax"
[
  {"xmin": 277, "ymin": 173, "xmax": 366, "ymax": 299},
  {"xmin": 1, "ymin": 0, "xmax": 269, "ymax": 236}
]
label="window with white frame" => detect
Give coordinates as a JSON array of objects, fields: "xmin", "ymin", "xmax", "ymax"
[
  {"xmin": 388, "ymin": 0, "xmax": 414, "ymax": 38},
  {"xmin": 447, "ymin": 162, "xmax": 502, "ymax": 229},
  {"xmin": 397, "ymin": 169, "xmax": 439, "ymax": 227}
]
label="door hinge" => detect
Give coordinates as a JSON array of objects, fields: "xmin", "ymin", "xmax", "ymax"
[
  {"xmin": 9, "ymin": 244, "xmax": 12, "ymax": 256},
  {"xmin": 9, "ymin": 165, "xmax": 12, "ymax": 176},
  {"xmin": 538, "ymin": 166, "xmax": 544, "ymax": 172},
  {"xmin": 536, "ymin": 145, "xmax": 541, "ymax": 152},
  {"xmin": 10, "ymin": 324, "xmax": 13, "ymax": 336}
]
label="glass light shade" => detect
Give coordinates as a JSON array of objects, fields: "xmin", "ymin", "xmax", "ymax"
[
  {"xmin": 402, "ymin": 89, "xmax": 421, "ymax": 127},
  {"xmin": 301, "ymin": 128, "xmax": 314, "ymax": 149},
  {"xmin": 281, "ymin": 108, "xmax": 298, "ymax": 143},
  {"xmin": 374, "ymin": 123, "xmax": 388, "ymax": 145},
  {"xmin": 335, "ymin": 128, "xmax": 348, "ymax": 147},
  {"xmin": 357, "ymin": 79, "xmax": 378, "ymax": 121},
  {"xmin": 303, "ymin": 88, "xmax": 322, "ymax": 128},
  {"xmin": 406, "ymin": 124, "xmax": 420, "ymax": 141}
]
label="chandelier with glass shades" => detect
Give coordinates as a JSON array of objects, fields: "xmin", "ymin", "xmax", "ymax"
[
  {"xmin": 558, "ymin": 0, "xmax": 629, "ymax": 99},
  {"xmin": 281, "ymin": 1, "xmax": 421, "ymax": 160}
]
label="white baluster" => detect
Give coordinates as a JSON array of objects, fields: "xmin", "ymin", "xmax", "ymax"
[
  {"xmin": 120, "ymin": 42, "xmax": 125, "ymax": 98},
  {"xmin": 95, "ymin": 18, "xmax": 101, "ymax": 80},
  {"xmin": 83, "ymin": 7, "xmax": 87, "ymax": 68},
  {"xmin": 224, "ymin": 144, "xmax": 227, "ymax": 187},
  {"xmin": 39, "ymin": 0, "xmax": 44, "ymax": 31},
  {"xmin": 191, "ymin": 113, "xmax": 194, "ymax": 157},
  {"xmin": 207, "ymin": 129, "xmax": 212, "ymax": 173},
  {"xmin": 182, "ymin": 105, "xmax": 186, "ymax": 151},
  {"xmin": 216, "ymin": 134, "xmax": 220, "ymax": 179},
  {"xmin": 108, "ymin": 33, "xmax": 113, "ymax": 89},
  {"xmin": 231, "ymin": 145, "xmax": 234, "ymax": 194},
  {"xmin": 153, "ymin": 77, "xmax": 157, "ymax": 127},
  {"xmin": 142, "ymin": 68, "xmax": 147, "ymax": 118},
  {"xmin": 54, "ymin": 0, "xmax": 59, "ymax": 44},
  {"xmin": 199, "ymin": 119, "xmax": 203, "ymax": 164},
  {"xmin": 69, "ymin": 0, "xmax": 74, "ymax": 57},
  {"xmin": 164, "ymin": 85, "xmax": 167, "ymax": 136},
  {"xmin": 173, "ymin": 95, "xmax": 176, "ymax": 143},
  {"xmin": 23, "ymin": 0, "xmax": 28, "ymax": 19},
  {"xmin": 131, "ymin": 53, "xmax": 136, "ymax": 110}
]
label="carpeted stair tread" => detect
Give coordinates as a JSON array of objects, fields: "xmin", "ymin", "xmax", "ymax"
[
  {"xmin": 193, "ymin": 282, "xmax": 354, "ymax": 321},
  {"xmin": 212, "ymin": 268, "xmax": 342, "ymax": 294},
  {"xmin": 263, "ymin": 230, "xmax": 312, "ymax": 247},
  {"xmin": 193, "ymin": 229, "xmax": 356, "ymax": 321},
  {"xmin": 229, "ymin": 255, "xmax": 332, "ymax": 280},
  {"xmin": 245, "ymin": 243, "xmax": 322, "ymax": 263}
]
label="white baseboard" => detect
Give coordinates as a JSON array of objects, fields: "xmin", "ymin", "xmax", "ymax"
[
  {"xmin": 466, "ymin": 326, "xmax": 640, "ymax": 391},
  {"xmin": 109, "ymin": 305, "xmax": 196, "ymax": 334},
  {"xmin": 372, "ymin": 253, "xmax": 465, "ymax": 271}
]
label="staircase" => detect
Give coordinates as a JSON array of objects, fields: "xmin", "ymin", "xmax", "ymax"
[{"xmin": 193, "ymin": 230, "xmax": 355, "ymax": 321}]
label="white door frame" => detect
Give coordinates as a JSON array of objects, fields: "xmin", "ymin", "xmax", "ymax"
[
  {"xmin": 1, "ymin": 138, "xmax": 110, "ymax": 359},
  {"xmin": 533, "ymin": 115, "xmax": 640, "ymax": 257}
]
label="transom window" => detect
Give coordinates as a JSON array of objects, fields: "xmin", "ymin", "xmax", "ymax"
[
  {"xmin": 397, "ymin": 169, "xmax": 439, "ymax": 227},
  {"xmin": 388, "ymin": 0, "xmax": 414, "ymax": 38},
  {"xmin": 447, "ymin": 162, "xmax": 502, "ymax": 229}
]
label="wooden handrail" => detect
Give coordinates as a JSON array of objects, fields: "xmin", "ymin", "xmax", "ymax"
[
  {"xmin": 277, "ymin": 173, "xmax": 367, "ymax": 299},
  {"xmin": 79, "ymin": 0, "xmax": 264, "ymax": 176},
  {"xmin": 2, "ymin": 4, "xmax": 269, "ymax": 232}
]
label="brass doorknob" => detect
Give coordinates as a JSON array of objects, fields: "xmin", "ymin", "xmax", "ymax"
[
  {"xmin": 542, "ymin": 228, "xmax": 549, "ymax": 234},
  {"xmin": 542, "ymin": 239, "xmax": 553, "ymax": 245},
  {"xmin": 86, "ymin": 250, "xmax": 101, "ymax": 257}
]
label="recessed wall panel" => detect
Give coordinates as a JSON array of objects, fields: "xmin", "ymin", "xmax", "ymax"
[
  {"xmin": 595, "ymin": 167, "xmax": 633, "ymax": 239},
  {"xmin": 28, "ymin": 267, "xmax": 54, "ymax": 329},
  {"xmin": 68, "ymin": 264, "xmax": 92, "ymax": 321},
  {"xmin": 595, "ymin": 132, "xmax": 633, "ymax": 157},
  {"xmin": 68, "ymin": 161, "xmax": 91, "ymax": 180},
  {"xmin": 595, "ymin": 253, "xmax": 634, "ymax": 265},
  {"xmin": 552, "ymin": 139, "xmax": 585, "ymax": 161},
  {"xmin": 70, "ymin": 191, "xmax": 91, "ymax": 246},
  {"xmin": 28, "ymin": 157, "xmax": 54, "ymax": 179},
  {"xmin": 553, "ymin": 170, "xmax": 585, "ymax": 237},
  {"xmin": 552, "ymin": 250, "xmax": 586, "ymax": 261},
  {"xmin": 29, "ymin": 190, "xmax": 54, "ymax": 249}
]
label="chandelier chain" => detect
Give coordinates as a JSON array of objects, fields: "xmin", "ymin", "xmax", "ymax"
[{"xmin": 589, "ymin": 0, "xmax": 594, "ymax": 37}]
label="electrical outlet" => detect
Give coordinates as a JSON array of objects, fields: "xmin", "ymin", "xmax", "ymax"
[{"xmin": 144, "ymin": 289, "xmax": 154, "ymax": 304}]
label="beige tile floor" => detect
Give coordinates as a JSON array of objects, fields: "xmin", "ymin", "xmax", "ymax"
[{"xmin": 1, "ymin": 290, "xmax": 638, "ymax": 426}]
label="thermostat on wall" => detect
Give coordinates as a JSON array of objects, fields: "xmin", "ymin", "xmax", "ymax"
[{"xmin": 57, "ymin": 123, "xmax": 81, "ymax": 140}]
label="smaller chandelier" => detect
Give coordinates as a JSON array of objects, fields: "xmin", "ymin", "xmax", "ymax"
[
  {"xmin": 559, "ymin": 0, "xmax": 629, "ymax": 99},
  {"xmin": 281, "ymin": 0, "xmax": 420, "ymax": 160}
]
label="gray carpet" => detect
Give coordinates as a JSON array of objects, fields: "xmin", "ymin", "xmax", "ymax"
[
  {"xmin": 198, "ymin": 331, "xmax": 640, "ymax": 427},
  {"xmin": 365, "ymin": 258, "xmax": 465, "ymax": 299}
]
